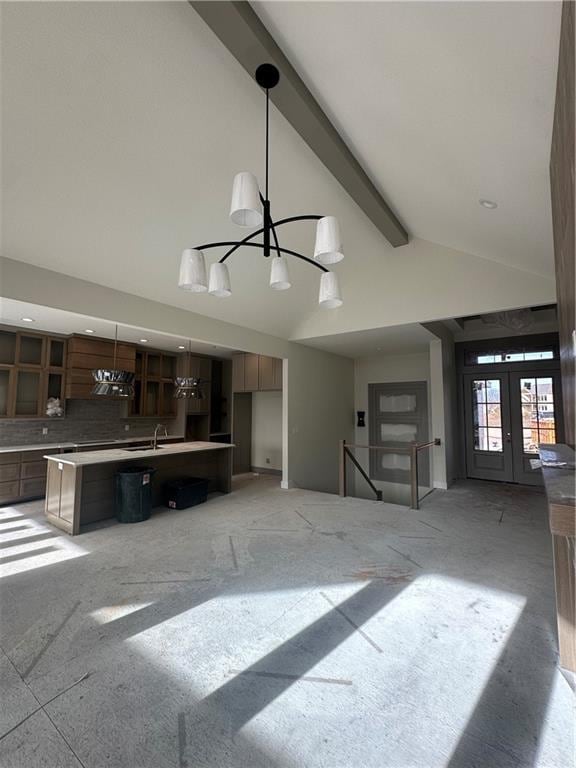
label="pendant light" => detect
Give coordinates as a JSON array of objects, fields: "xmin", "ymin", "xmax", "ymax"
[
  {"xmin": 178, "ymin": 63, "xmax": 343, "ymax": 309},
  {"xmin": 174, "ymin": 341, "xmax": 206, "ymax": 399},
  {"xmin": 91, "ymin": 324, "xmax": 135, "ymax": 397}
]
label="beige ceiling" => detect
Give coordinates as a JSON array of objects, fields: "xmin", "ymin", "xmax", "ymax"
[
  {"xmin": 0, "ymin": 299, "xmax": 236, "ymax": 357},
  {"xmin": 254, "ymin": 1, "xmax": 562, "ymax": 277},
  {"xmin": 302, "ymin": 323, "xmax": 435, "ymax": 359},
  {"xmin": 0, "ymin": 2, "xmax": 560, "ymax": 346}
]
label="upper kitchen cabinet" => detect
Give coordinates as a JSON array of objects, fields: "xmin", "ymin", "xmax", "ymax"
[
  {"xmin": 0, "ymin": 328, "xmax": 67, "ymax": 418},
  {"xmin": 232, "ymin": 353, "xmax": 282, "ymax": 392},
  {"xmin": 130, "ymin": 348, "xmax": 178, "ymax": 418},
  {"xmin": 65, "ymin": 335, "xmax": 136, "ymax": 400},
  {"xmin": 186, "ymin": 357, "xmax": 211, "ymax": 415}
]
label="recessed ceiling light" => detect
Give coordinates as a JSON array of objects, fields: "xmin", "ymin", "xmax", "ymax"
[
  {"xmin": 84, "ymin": 329, "xmax": 95, "ymax": 334},
  {"xmin": 177, "ymin": 345, "xmax": 185, "ymax": 350},
  {"xmin": 479, "ymin": 199, "xmax": 498, "ymax": 209},
  {"xmin": 21, "ymin": 317, "xmax": 35, "ymax": 323},
  {"xmin": 140, "ymin": 339, "xmax": 148, "ymax": 343}
]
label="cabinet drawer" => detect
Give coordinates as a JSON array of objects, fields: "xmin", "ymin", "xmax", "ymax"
[
  {"xmin": 0, "ymin": 464, "xmax": 20, "ymax": 482},
  {"xmin": 20, "ymin": 460, "xmax": 47, "ymax": 479},
  {"xmin": 19, "ymin": 477, "xmax": 46, "ymax": 498},
  {"xmin": 21, "ymin": 450, "xmax": 50, "ymax": 463},
  {"xmin": 0, "ymin": 480, "xmax": 20, "ymax": 504},
  {"xmin": 0, "ymin": 452, "xmax": 21, "ymax": 465}
]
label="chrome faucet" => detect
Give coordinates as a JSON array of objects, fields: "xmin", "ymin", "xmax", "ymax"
[{"xmin": 153, "ymin": 424, "xmax": 168, "ymax": 451}]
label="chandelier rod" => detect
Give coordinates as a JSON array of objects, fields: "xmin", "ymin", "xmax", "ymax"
[
  {"xmin": 192, "ymin": 213, "xmax": 325, "ymax": 264},
  {"xmin": 187, "ymin": 239, "xmax": 328, "ymax": 272}
]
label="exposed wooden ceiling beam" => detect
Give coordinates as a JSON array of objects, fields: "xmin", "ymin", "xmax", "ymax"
[{"xmin": 190, "ymin": 1, "xmax": 409, "ymax": 248}]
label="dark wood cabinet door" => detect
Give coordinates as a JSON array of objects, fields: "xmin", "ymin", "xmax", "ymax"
[
  {"xmin": 244, "ymin": 354, "xmax": 259, "ymax": 392},
  {"xmin": 232, "ymin": 354, "xmax": 245, "ymax": 392},
  {"xmin": 258, "ymin": 355, "xmax": 274, "ymax": 390}
]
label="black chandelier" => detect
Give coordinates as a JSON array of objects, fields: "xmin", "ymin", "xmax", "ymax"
[{"xmin": 178, "ymin": 63, "xmax": 343, "ymax": 308}]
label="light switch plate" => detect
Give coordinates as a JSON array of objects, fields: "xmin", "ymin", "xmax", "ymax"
[{"xmin": 42, "ymin": 427, "xmax": 48, "ymax": 435}]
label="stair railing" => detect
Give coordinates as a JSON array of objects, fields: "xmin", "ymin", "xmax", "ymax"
[{"xmin": 338, "ymin": 438, "xmax": 441, "ymax": 510}]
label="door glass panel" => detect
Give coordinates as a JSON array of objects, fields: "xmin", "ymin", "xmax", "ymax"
[
  {"xmin": 473, "ymin": 379, "xmax": 503, "ymax": 452},
  {"xmin": 520, "ymin": 377, "xmax": 556, "ymax": 452},
  {"xmin": 378, "ymin": 394, "xmax": 416, "ymax": 413},
  {"xmin": 380, "ymin": 423, "xmax": 418, "ymax": 442}
]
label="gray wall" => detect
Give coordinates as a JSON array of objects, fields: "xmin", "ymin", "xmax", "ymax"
[{"xmin": 0, "ymin": 399, "xmax": 179, "ymax": 447}]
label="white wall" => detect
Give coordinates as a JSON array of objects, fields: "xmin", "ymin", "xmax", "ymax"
[
  {"xmin": 251, "ymin": 391, "xmax": 282, "ymax": 471},
  {"xmin": 1, "ymin": 257, "xmax": 354, "ymax": 494},
  {"xmin": 353, "ymin": 352, "xmax": 431, "ymax": 504}
]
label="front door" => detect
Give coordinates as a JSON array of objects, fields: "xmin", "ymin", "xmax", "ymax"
[{"xmin": 464, "ymin": 371, "xmax": 563, "ymax": 485}]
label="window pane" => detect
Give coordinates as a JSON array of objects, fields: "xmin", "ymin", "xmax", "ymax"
[
  {"xmin": 476, "ymin": 403, "xmax": 488, "ymax": 427},
  {"xmin": 520, "ymin": 379, "xmax": 536, "ymax": 402},
  {"xmin": 474, "ymin": 427, "xmax": 489, "ymax": 451},
  {"xmin": 485, "ymin": 380, "xmax": 501, "ymax": 402},
  {"xmin": 473, "ymin": 380, "xmax": 487, "ymax": 403},
  {"xmin": 525, "ymin": 351, "xmax": 554, "ymax": 361},
  {"xmin": 522, "ymin": 404, "xmax": 537, "ymax": 430},
  {"xmin": 523, "ymin": 429, "xmax": 538, "ymax": 453},
  {"xmin": 539, "ymin": 430, "xmax": 556, "ymax": 445},
  {"xmin": 487, "ymin": 429, "xmax": 503, "ymax": 452}
]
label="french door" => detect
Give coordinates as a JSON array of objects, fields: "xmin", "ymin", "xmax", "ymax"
[{"xmin": 464, "ymin": 371, "xmax": 563, "ymax": 485}]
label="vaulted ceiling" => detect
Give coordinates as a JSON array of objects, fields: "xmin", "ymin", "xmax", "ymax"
[{"xmin": 0, "ymin": 2, "xmax": 560, "ymax": 345}]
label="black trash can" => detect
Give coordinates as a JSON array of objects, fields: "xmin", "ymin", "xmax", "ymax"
[
  {"xmin": 115, "ymin": 466, "xmax": 156, "ymax": 523},
  {"xmin": 163, "ymin": 477, "xmax": 209, "ymax": 510}
]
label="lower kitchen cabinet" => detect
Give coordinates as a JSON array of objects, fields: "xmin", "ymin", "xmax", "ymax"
[{"xmin": 0, "ymin": 450, "xmax": 49, "ymax": 504}]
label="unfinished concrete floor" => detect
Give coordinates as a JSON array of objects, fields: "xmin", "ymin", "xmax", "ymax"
[{"xmin": 0, "ymin": 476, "xmax": 573, "ymax": 767}]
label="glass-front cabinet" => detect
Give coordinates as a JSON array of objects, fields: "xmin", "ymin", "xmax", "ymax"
[
  {"xmin": 130, "ymin": 349, "xmax": 177, "ymax": 418},
  {"xmin": 0, "ymin": 329, "xmax": 66, "ymax": 418}
]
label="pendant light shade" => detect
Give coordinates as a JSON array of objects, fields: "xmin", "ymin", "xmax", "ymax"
[
  {"xmin": 318, "ymin": 271, "xmax": 343, "ymax": 309},
  {"xmin": 270, "ymin": 255, "xmax": 291, "ymax": 290},
  {"xmin": 209, "ymin": 262, "xmax": 232, "ymax": 297},
  {"xmin": 174, "ymin": 378, "xmax": 205, "ymax": 399},
  {"xmin": 173, "ymin": 340, "xmax": 207, "ymax": 399},
  {"xmin": 91, "ymin": 371, "xmax": 135, "ymax": 398},
  {"xmin": 179, "ymin": 249, "xmax": 207, "ymax": 292},
  {"xmin": 230, "ymin": 172, "xmax": 263, "ymax": 228},
  {"xmin": 314, "ymin": 216, "xmax": 344, "ymax": 264}
]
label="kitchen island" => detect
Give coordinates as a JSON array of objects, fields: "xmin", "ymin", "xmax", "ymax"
[{"xmin": 44, "ymin": 441, "xmax": 233, "ymax": 535}]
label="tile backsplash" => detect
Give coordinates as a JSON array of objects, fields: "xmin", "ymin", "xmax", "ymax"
[{"xmin": 0, "ymin": 399, "xmax": 178, "ymax": 446}]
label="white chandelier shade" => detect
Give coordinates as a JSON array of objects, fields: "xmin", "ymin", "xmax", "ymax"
[
  {"xmin": 314, "ymin": 216, "xmax": 344, "ymax": 265},
  {"xmin": 270, "ymin": 255, "xmax": 291, "ymax": 290},
  {"xmin": 230, "ymin": 171, "xmax": 263, "ymax": 228},
  {"xmin": 179, "ymin": 64, "xmax": 344, "ymax": 310},
  {"xmin": 209, "ymin": 262, "xmax": 232, "ymax": 297},
  {"xmin": 178, "ymin": 249, "xmax": 208, "ymax": 292},
  {"xmin": 318, "ymin": 271, "xmax": 343, "ymax": 309}
]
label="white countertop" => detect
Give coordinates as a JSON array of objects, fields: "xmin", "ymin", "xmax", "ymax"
[
  {"xmin": 44, "ymin": 441, "xmax": 234, "ymax": 467},
  {"xmin": 0, "ymin": 435, "xmax": 183, "ymax": 455}
]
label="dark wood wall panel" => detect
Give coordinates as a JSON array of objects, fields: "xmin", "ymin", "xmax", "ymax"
[{"xmin": 550, "ymin": 0, "xmax": 575, "ymax": 446}]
